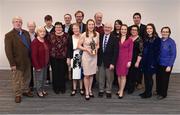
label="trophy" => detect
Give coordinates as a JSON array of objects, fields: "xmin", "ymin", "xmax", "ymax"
[{"xmin": 90, "ymin": 37, "xmax": 96, "ymax": 55}]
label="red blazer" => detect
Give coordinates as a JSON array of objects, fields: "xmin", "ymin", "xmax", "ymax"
[{"xmin": 31, "ymin": 38, "xmax": 49, "ymax": 70}]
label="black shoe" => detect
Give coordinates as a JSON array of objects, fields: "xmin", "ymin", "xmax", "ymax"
[
  {"xmin": 141, "ymin": 94, "xmax": 152, "ymax": 99},
  {"xmin": 98, "ymin": 92, "xmax": 104, "ymax": 97},
  {"xmin": 116, "ymin": 92, "xmax": 120, "ymax": 96},
  {"xmin": 106, "ymin": 93, "xmax": 112, "ymax": 99},
  {"xmin": 80, "ymin": 89, "xmax": 84, "ymax": 96},
  {"xmin": 157, "ymin": 95, "xmax": 166, "ymax": 100},
  {"xmin": 127, "ymin": 89, "xmax": 134, "ymax": 94},
  {"xmin": 89, "ymin": 92, "xmax": 94, "ymax": 98},
  {"xmin": 139, "ymin": 92, "xmax": 146, "ymax": 96},
  {"xmin": 118, "ymin": 95, "xmax": 123, "ymax": 99},
  {"xmin": 54, "ymin": 89, "xmax": 60, "ymax": 94},
  {"xmin": 61, "ymin": 90, "xmax": 66, "ymax": 94},
  {"xmin": 70, "ymin": 90, "xmax": 76, "ymax": 96},
  {"xmin": 85, "ymin": 95, "xmax": 90, "ymax": 100}
]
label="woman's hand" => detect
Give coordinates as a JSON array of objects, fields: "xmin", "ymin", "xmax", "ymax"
[
  {"xmin": 135, "ymin": 61, "xmax": 140, "ymax": 68},
  {"xmin": 66, "ymin": 58, "xmax": 71, "ymax": 66},
  {"xmin": 127, "ymin": 62, "xmax": 131, "ymax": 68},
  {"xmin": 166, "ymin": 66, "xmax": 171, "ymax": 72}
]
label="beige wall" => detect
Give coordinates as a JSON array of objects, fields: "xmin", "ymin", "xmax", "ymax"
[{"xmin": 0, "ymin": 0, "xmax": 179, "ymax": 72}]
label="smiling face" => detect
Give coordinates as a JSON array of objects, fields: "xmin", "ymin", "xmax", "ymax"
[
  {"xmin": 12, "ymin": 17, "xmax": 23, "ymax": 30},
  {"xmin": 131, "ymin": 26, "xmax": 138, "ymax": 36},
  {"xmin": 133, "ymin": 15, "xmax": 141, "ymax": 25},
  {"xmin": 75, "ymin": 12, "xmax": 84, "ymax": 24},
  {"xmin": 161, "ymin": 28, "xmax": 170, "ymax": 38},
  {"xmin": 87, "ymin": 20, "xmax": 95, "ymax": 32},
  {"xmin": 146, "ymin": 25, "xmax": 153, "ymax": 36},
  {"xmin": 120, "ymin": 25, "xmax": 128, "ymax": 36},
  {"xmin": 37, "ymin": 27, "xmax": 46, "ymax": 38},
  {"xmin": 64, "ymin": 14, "xmax": 72, "ymax": 25},
  {"xmin": 104, "ymin": 23, "xmax": 112, "ymax": 35},
  {"xmin": 55, "ymin": 24, "xmax": 63, "ymax": 34},
  {"xmin": 72, "ymin": 24, "xmax": 80, "ymax": 35}
]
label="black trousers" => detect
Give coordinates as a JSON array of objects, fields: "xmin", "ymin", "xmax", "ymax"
[
  {"xmin": 50, "ymin": 57, "xmax": 67, "ymax": 92},
  {"xmin": 126, "ymin": 66, "xmax": 140, "ymax": 92},
  {"xmin": 144, "ymin": 72, "xmax": 154, "ymax": 96},
  {"xmin": 46, "ymin": 65, "xmax": 51, "ymax": 81},
  {"xmin": 29, "ymin": 66, "xmax": 34, "ymax": 88},
  {"xmin": 156, "ymin": 65, "xmax": 172, "ymax": 97}
]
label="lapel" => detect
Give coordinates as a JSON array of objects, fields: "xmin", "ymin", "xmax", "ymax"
[{"xmin": 13, "ymin": 29, "xmax": 30, "ymax": 48}]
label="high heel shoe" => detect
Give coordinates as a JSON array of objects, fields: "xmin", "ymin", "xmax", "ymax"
[
  {"xmin": 70, "ymin": 90, "xmax": 77, "ymax": 96},
  {"xmin": 89, "ymin": 92, "xmax": 94, "ymax": 98},
  {"xmin": 42, "ymin": 91, "xmax": 48, "ymax": 96},
  {"xmin": 37, "ymin": 92, "xmax": 44, "ymax": 98},
  {"xmin": 85, "ymin": 95, "xmax": 90, "ymax": 100},
  {"xmin": 80, "ymin": 89, "xmax": 84, "ymax": 96}
]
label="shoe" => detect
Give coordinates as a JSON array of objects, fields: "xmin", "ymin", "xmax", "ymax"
[
  {"xmin": 106, "ymin": 93, "xmax": 112, "ymax": 99},
  {"xmin": 61, "ymin": 90, "xmax": 66, "ymax": 94},
  {"xmin": 98, "ymin": 92, "xmax": 104, "ymax": 97},
  {"xmin": 85, "ymin": 95, "xmax": 90, "ymax": 100},
  {"xmin": 127, "ymin": 89, "xmax": 134, "ymax": 94},
  {"xmin": 136, "ymin": 84, "xmax": 143, "ymax": 90},
  {"xmin": 15, "ymin": 96, "xmax": 21, "ymax": 103},
  {"xmin": 42, "ymin": 91, "xmax": 48, "ymax": 96},
  {"xmin": 157, "ymin": 95, "xmax": 166, "ymax": 100},
  {"xmin": 23, "ymin": 91, "xmax": 33, "ymax": 97},
  {"xmin": 116, "ymin": 92, "xmax": 120, "ymax": 96},
  {"xmin": 70, "ymin": 90, "xmax": 76, "ymax": 96},
  {"xmin": 118, "ymin": 95, "xmax": 123, "ymax": 99},
  {"xmin": 37, "ymin": 92, "xmax": 44, "ymax": 98},
  {"xmin": 141, "ymin": 94, "xmax": 152, "ymax": 98},
  {"xmin": 45, "ymin": 80, "xmax": 51, "ymax": 86},
  {"xmin": 80, "ymin": 89, "xmax": 84, "ymax": 95},
  {"xmin": 89, "ymin": 92, "xmax": 94, "ymax": 98},
  {"xmin": 139, "ymin": 92, "xmax": 145, "ymax": 96},
  {"xmin": 54, "ymin": 89, "xmax": 60, "ymax": 94}
]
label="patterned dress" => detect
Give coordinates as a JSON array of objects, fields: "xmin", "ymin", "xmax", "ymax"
[{"xmin": 71, "ymin": 35, "xmax": 83, "ymax": 79}]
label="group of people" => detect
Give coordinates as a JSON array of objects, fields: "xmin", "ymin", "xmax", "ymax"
[{"xmin": 4, "ymin": 10, "xmax": 176, "ymax": 103}]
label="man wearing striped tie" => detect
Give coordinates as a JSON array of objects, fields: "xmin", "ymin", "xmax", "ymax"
[{"xmin": 97, "ymin": 23, "xmax": 119, "ymax": 98}]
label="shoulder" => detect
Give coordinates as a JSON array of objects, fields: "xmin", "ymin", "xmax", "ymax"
[
  {"xmin": 5, "ymin": 29, "xmax": 15, "ymax": 38},
  {"xmin": 168, "ymin": 38, "xmax": 176, "ymax": 45}
]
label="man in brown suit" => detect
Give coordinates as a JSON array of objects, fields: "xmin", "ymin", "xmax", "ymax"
[{"xmin": 4, "ymin": 16, "xmax": 33, "ymax": 103}]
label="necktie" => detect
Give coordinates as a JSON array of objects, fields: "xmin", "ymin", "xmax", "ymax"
[{"xmin": 103, "ymin": 35, "xmax": 108, "ymax": 52}]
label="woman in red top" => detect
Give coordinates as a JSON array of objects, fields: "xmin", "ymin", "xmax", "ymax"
[{"xmin": 31, "ymin": 27, "xmax": 49, "ymax": 98}]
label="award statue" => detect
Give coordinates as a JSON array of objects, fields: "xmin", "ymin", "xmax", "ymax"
[{"xmin": 90, "ymin": 38, "xmax": 96, "ymax": 55}]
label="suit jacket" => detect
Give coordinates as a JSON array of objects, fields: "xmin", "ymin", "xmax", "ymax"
[
  {"xmin": 5, "ymin": 29, "xmax": 31, "ymax": 71},
  {"xmin": 97, "ymin": 33, "xmax": 119, "ymax": 68},
  {"xmin": 68, "ymin": 23, "xmax": 86, "ymax": 36}
]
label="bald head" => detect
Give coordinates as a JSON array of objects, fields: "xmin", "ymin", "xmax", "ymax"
[
  {"xmin": 27, "ymin": 21, "xmax": 36, "ymax": 33},
  {"xmin": 104, "ymin": 22, "xmax": 113, "ymax": 35},
  {"xmin": 94, "ymin": 12, "xmax": 103, "ymax": 25},
  {"xmin": 12, "ymin": 16, "xmax": 23, "ymax": 30}
]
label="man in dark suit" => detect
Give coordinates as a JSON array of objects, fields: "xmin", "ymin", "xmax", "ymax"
[
  {"xmin": 5, "ymin": 16, "xmax": 33, "ymax": 103},
  {"xmin": 97, "ymin": 23, "xmax": 119, "ymax": 98},
  {"xmin": 44, "ymin": 15, "xmax": 55, "ymax": 85},
  {"xmin": 68, "ymin": 10, "xmax": 86, "ymax": 36},
  {"xmin": 63, "ymin": 13, "xmax": 72, "ymax": 34},
  {"xmin": 129, "ymin": 12, "xmax": 146, "ymax": 40}
]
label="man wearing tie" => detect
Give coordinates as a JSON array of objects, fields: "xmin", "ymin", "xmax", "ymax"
[{"xmin": 97, "ymin": 23, "xmax": 119, "ymax": 98}]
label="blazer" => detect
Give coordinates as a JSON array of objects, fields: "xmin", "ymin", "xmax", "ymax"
[
  {"xmin": 68, "ymin": 23, "xmax": 86, "ymax": 36},
  {"xmin": 5, "ymin": 28, "xmax": 31, "ymax": 71},
  {"xmin": 97, "ymin": 33, "xmax": 119, "ymax": 68}
]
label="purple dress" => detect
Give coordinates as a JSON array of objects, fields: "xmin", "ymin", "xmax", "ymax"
[{"xmin": 116, "ymin": 38, "xmax": 133, "ymax": 76}]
